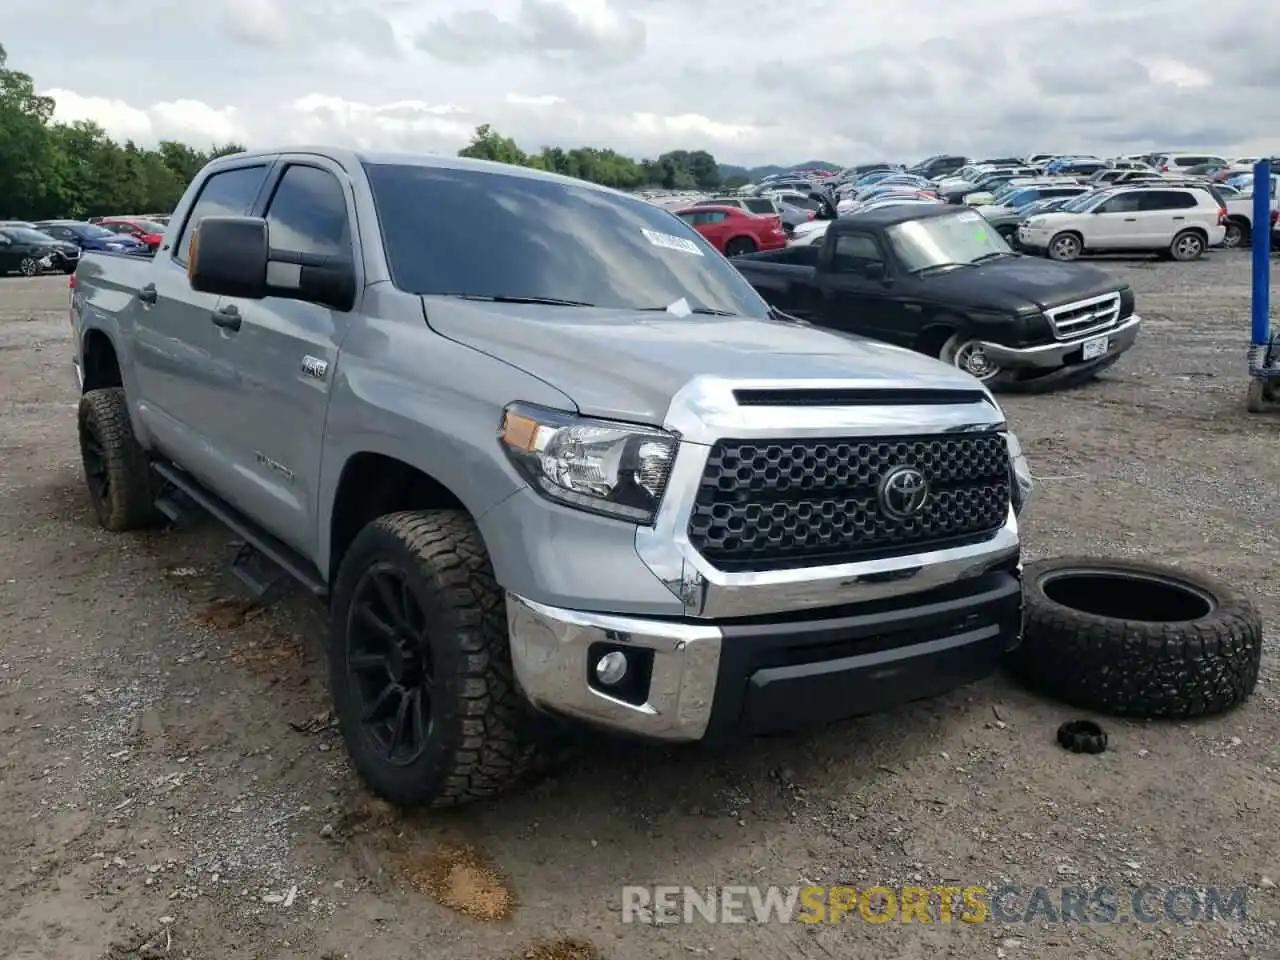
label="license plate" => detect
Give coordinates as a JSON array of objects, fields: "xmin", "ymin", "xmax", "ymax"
[{"xmin": 1081, "ymin": 335, "xmax": 1109, "ymax": 360}]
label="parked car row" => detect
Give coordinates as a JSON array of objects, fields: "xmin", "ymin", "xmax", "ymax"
[{"xmin": 0, "ymin": 217, "xmax": 158, "ymax": 276}]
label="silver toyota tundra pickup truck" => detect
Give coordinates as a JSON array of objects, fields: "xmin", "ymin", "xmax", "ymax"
[{"xmin": 69, "ymin": 147, "xmax": 1033, "ymax": 807}]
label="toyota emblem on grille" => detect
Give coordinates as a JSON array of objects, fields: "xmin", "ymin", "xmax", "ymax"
[{"xmin": 878, "ymin": 465, "xmax": 929, "ymax": 519}]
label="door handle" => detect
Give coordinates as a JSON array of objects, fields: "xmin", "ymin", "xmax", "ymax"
[
  {"xmin": 211, "ymin": 304, "xmax": 242, "ymax": 332},
  {"xmin": 137, "ymin": 283, "xmax": 157, "ymax": 305},
  {"xmin": 1172, "ymin": 216, "xmax": 1185, "ymax": 220},
  {"xmin": 1123, "ymin": 217, "xmax": 1138, "ymax": 221}
]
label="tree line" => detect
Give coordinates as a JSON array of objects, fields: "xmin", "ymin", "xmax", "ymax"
[
  {"xmin": 0, "ymin": 41, "xmax": 738, "ymax": 221},
  {"xmin": 457, "ymin": 124, "xmax": 737, "ymax": 190},
  {"xmin": 0, "ymin": 45, "xmax": 245, "ymax": 220}
]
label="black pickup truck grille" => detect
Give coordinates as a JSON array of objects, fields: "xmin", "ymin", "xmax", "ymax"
[{"xmin": 687, "ymin": 432, "xmax": 1011, "ymax": 570}]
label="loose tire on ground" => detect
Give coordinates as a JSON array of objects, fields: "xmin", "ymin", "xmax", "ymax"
[
  {"xmin": 77, "ymin": 387, "xmax": 161, "ymax": 531},
  {"xmin": 328, "ymin": 510, "xmax": 550, "ymax": 808},
  {"xmin": 1008, "ymin": 557, "xmax": 1263, "ymax": 719}
]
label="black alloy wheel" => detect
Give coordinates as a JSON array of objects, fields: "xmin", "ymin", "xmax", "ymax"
[
  {"xmin": 346, "ymin": 562, "xmax": 436, "ymax": 766},
  {"xmin": 81, "ymin": 419, "xmax": 110, "ymax": 506}
]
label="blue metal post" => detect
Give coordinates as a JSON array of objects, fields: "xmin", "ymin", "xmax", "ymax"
[{"xmin": 1251, "ymin": 159, "xmax": 1271, "ymax": 348}]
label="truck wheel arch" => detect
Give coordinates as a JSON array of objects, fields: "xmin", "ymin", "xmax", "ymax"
[
  {"xmin": 915, "ymin": 319, "xmax": 964, "ymax": 357},
  {"xmin": 325, "ymin": 451, "xmax": 479, "ymax": 585},
  {"xmin": 81, "ymin": 328, "xmax": 123, "ymax": 392}
]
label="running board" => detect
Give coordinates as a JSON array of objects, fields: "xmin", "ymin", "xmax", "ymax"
[{"xmin": 151, "ymin": 461, "xmax": 327, "ymax": 600}]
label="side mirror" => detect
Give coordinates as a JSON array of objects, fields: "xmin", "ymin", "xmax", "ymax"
[
  {"xmin": 863, "ymin": 262, "xmax": 887, "ymax": 281},
  {"xmin": 188, "ymin": 216, "xmax": 356, "ymax": 312}
]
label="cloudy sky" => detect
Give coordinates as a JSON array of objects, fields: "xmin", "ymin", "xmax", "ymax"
[{"xmin": 5, "ymin": 0, "xmax": 1278, "ymax": 166}]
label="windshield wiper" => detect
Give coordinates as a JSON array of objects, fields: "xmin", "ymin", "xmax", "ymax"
[
  {"xmin": 769, "ymin": 306, "xmax": 808, "ymax": 325},
  {"xmin": 637, "ymin": 305, "xmax": 739, "ymax": 316},
  {"xmin": 914, "ymin": 262, "xmax": 970, "ymax": 276},
  {"xmin": 449, "ymin": 294, "xmax": 597, "ymax": 307},
  {"xmin": 972, "ymin": 251, "xmax": 1014, "ymax": 265}
]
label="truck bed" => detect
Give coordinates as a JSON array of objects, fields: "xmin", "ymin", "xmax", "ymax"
[
  {"xmin": 731, "ymin": 246, "xmax": 819, "ymax": 316},
  {"xmin": 734, "ymin": 245, "xmax": 820, "ymax": 269}
]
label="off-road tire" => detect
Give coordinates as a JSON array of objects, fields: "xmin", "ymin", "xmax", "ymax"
[
  {"xmin": 328, "ymin": 510, "xmax": 550, "ymax": 807},
  {"xmin": 77, "ymin": 387, "xmax": 161, "ymax": 531},
  {"xmin": 1009, "ymin": 557, "xmax": 1263, "ymax": 719}
]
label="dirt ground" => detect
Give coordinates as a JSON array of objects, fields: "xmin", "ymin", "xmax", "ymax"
[{"xmin": 1, "ymin": 257, "xmax": 1277, "ymax": 960}]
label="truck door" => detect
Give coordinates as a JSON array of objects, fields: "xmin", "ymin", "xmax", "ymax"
[
  {"xmin": 815, "ymin": 231, "xmax": 904, "ymax": 344},
  {"xmin": 130, "ymin": 162, "xmax": 272, "ymax": 487},
  {"xmin": 202, "ymin": 159, "xmax": 357, "ymax": 557}
]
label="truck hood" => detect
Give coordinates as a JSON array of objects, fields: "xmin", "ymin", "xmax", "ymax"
[
  {"xmin": 918, "ymin": 256, "xmax": 1124, "ymax": 313},
  {"xmin": 422, "ymin": 297, "xmax": 987, "ymax": 425}
]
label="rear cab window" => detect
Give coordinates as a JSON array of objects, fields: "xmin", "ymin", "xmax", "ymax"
[{"xmin": 174, "ymin": 165, "xmax": 270, "ymax": 264}]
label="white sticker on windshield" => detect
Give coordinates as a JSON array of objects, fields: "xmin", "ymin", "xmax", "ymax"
[
  {"xmin": 955, "ymin": 211, "xmax": 982, "ymax": 222},
  {"xmin": 666, "ymin": 297, "xmax": 692, "ymax": 317},
  {"xmin": 642, "ymin": 228, "xmax": 704, "ymax": 256}
]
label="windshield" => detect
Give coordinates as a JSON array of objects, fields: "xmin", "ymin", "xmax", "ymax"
[
  {"xmin": 1003, "ymin": 188, "xmax": 1038, "ymax": 208},
  {"xmin": 8, "ymin": 228, "xmax": 57, "ymax": 243},
  {"xmin": 125, "ymin": 220, "xmax": 166, "ymax": 233},
  {"xmin": 364, "ymin": 162, "xmax": 769, "ymax": 318},
  {"xmin": 1058, "ymin": 191, "xmax": 1109, "ymax": 213},
  {"xmin": 75, "ymin": 224, "xmax": 116, "ymax": 239},
  {"xmin": 886, "ymin": 210, "xmax": 1013, "ymax": 272}
]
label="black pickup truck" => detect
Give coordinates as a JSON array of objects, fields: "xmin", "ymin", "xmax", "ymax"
[{"xmin": 732, "ymin": 205, "xmax": 1142, "ymax": 391}]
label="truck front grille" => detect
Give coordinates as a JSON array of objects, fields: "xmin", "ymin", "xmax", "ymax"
[
  {"xmin": 1045, "ymin": 292, "xmax": 1121, "ymax": 340},
  {"xmin": 687, "ymin": 432, "xmax": 1010, "ymax": 571}
]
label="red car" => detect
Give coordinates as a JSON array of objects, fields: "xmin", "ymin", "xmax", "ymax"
[
  {"xmin": 674, "ymin": 205, "xmax": 787, "ymax": 257},
  {"xmin": 97, "ymin": 217, "xmax": 167, "ymax": 251}
]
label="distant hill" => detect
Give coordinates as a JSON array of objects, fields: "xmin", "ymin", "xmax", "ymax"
[{"xmin": 718, "ymin": 160, "xmax": 842, "ymax": 182}]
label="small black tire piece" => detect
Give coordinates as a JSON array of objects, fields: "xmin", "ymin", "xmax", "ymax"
[
  {"xmin": 1057, "ymin": 719, "xmax": 1107, "ymax": 754},
  {"xmin": 1009, "ymin": 557, "xmax": 1264, "ymax": 719},
  {"xmin": 328, "ymin": 510, "xmax": 548, "ymax": 808},
  {"xmin": 77, "ymin": 387, "xmax": 161, "ymax": 532}
]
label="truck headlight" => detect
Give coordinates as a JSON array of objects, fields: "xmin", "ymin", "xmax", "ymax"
[
  {"xmin": 500, "ymin": 403, "xmax": 677, "ymax": 524},
  {"xmin": 1006, "ymin": 431, "xmax": 1033, "ymax": 515}
]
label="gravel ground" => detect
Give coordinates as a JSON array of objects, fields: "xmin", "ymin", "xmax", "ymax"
[{"xmin": 1, "ymin": 257, "xmax": 1278, "ymax": 960}]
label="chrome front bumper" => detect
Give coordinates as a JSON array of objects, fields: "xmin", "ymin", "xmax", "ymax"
[
  {"xmin": 979, "ymin": 314, "xmax": 1141, "ymax": 370},
  {"xmin": 506, "ymin": 594, "xmax": 723, "ymax": 741},
  {"xmin": 506, "ymin": 568, "xmax": 1024, "ymax": 743}
]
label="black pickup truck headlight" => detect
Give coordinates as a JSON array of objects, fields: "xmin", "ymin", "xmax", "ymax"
[
  {"xmin": 1006, "ymin": 430, "xmax": 1033, "ymax": 515},
  {"xmin": 500, "ymin": 403, "xmax": 677, "ymax": 524}
]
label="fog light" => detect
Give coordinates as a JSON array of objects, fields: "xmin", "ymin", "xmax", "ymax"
[{"xmin": 595, "ymin": 651, "xmax": 628, "ymax": 686}]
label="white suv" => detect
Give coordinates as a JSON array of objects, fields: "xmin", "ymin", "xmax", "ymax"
[
  {"xmin": 1017, "ymin": 185, "xmax": 1226, "ymax": 261},
  {"xmin": 1154, "ymin": 153, "xmax": 1228, "ymax": 174}
]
